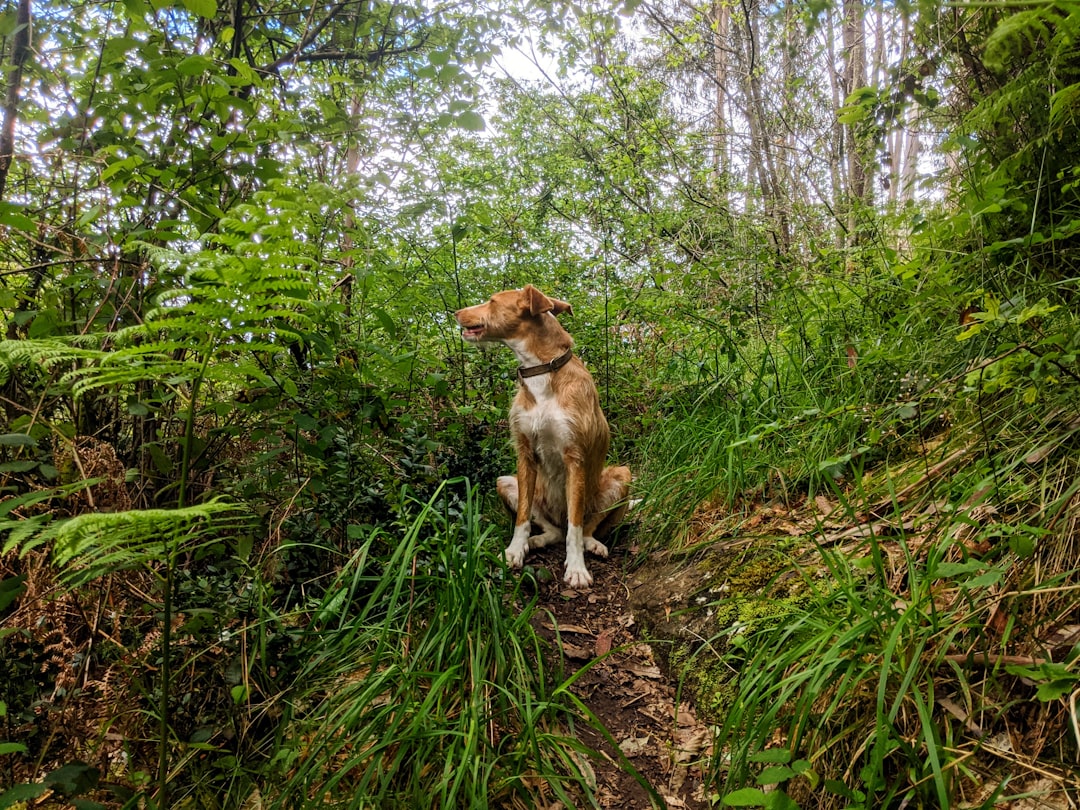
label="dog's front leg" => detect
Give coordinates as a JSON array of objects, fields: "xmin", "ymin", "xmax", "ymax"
[
  {"xmin": 562, "ymin": 454, "xmax": 592, "ymax": 589},
  {"xmin": 505, "ymin": 439, "xmax": 536, "ymax": 569}
]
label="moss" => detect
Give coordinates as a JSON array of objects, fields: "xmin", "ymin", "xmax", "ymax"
[
  {"xmin": 659, "ymin": 537, "xmax": 813, "ymax": 723},
  {"xmin": 668, "ymin": 640, "xmax": 738, "ymax": 721},
  {"xmin": 671, "ymin": 592, "xmax": 810, "ymax": 723}
]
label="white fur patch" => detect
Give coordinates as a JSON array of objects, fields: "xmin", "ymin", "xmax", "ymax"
[
  {"xmin": 505, "ymin": 523, "xmax": 530, "ymax": 569},
  {"xmin": 563, "ymin": 524, "xmax": 592, "ymax": 589}
]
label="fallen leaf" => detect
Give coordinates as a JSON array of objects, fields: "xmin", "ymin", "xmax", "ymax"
[
  {"xmin": 618, "ymin": 735, "xmax": 652, "ymax": 757},
  {"xmin": 675, "ymin": 703, "xmax": 701, "ymax": 727},
  {"xmin": 1042, "ymin": 624, "xmax": 1080, "ymax": 649},
  {"xmin": 626, "ymin": 663, "xmax": 663, "ymax": 679},
  {"xmin": 674, "ymin": 727, "xmax": 712, "ymax": 762},
  {"xmin": 986, "ymin": 605, "xmax": 1008, "ymax": 636},
  {"xmin": 628, "ymin": 643, "xmax": 657, "ymax": 660},
  {"xmin": 595, "ymin": 630, "xmax": 615, "ymax": 657},
  {"xmin": 559, "ymin": 641, "xmax": 593, "ymax": 660},
  {"xmin": 937, "ymin": 696, "xmax": 982, "ymax": 735},
  {"xmin": 543, "ymin": 621, "xmax": 593, "ymax": 635},
  {"xmin": 814, "ymin": 495, "xmax": 836, "ymax": 515}
]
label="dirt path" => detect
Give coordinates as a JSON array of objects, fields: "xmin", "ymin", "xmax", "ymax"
[{"xmin": 524, "ymin": 546, "xmax": 712, "ymax": 809}]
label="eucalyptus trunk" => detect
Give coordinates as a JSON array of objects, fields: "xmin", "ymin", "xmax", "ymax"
[
  {"xmin": 710, "ymin": 0, "xmax": 731, "ymax": 180},
  {"xmin": 842, "ymin": 0, "xmax": 869, "ymax": 236}
]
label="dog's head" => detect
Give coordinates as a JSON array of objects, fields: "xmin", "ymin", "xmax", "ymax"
[{"xmin": 455, "ymin": 285, "xmax": 572, "ymax": 344}]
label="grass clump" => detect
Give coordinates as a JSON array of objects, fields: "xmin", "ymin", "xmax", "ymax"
[
  {"xmin": 633, "ymin": 227, "xmax": 1080, "ymax": 806},
  {"xmin": 273, "ymin": 480, "xmax": 596, "ymax": 809}
]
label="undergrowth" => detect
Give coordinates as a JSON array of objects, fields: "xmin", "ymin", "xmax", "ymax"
[
  {"xmin": 273, "ymin": 481, "xmax": 597, "ymax": 809},
  {"xmin": 635, "ymin": 204, "xmax": 1080, "ymax": 806}
]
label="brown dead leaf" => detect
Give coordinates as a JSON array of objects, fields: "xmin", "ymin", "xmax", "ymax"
[
  {"xmin": 824, "ymin": 518, "xmax": 918, "ymax": 545},
  {"xmin": 937, "ymin": 696, "xmax": 982, "ymax": 736},
  {"xmin": 674, "ymin": 728, "xmax": 711, "ymax": 761},
  {"xmin": 1042, "ymin": 624, "xmax": 1080, "ymax": 649},
  {"xmin": 628, "ymin": 643, "xmax": 657, "ymax": 661},
  {"xmin": 986, "ymin": 604, "xmax": 1009, "ymax": 636},
  {"xmin": 626, "ymin": 663, "xmax": 662, "ymax": 679},
  {"xmin": 630, "ymin": 678, "xmax": 658, "ymax": 697},
  {"xmin": 814, "ymin": 494, "xmax": 836, "ymax": 516},
  {"xmin": 636, "ymin": 702, "xmax": 671, "ymax": 725},
  {"xmin": 543, "ymin": 621, "xmax": 593, "ymax": 636},
  {"xmin": 595, "ymin": 630, "xmax": 614, "ymax": 657},
  {"xmin": 559, "ymin": 641, "xmax": 593, "ymax": 660},
  {"xmin": 676, "ymin": 703, "xmax": 701, "ymax": 727}
]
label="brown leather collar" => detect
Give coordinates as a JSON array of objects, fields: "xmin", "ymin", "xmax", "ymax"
[{"xmin": 517, "ymin": 348, "xmax": 573, "ymax": 383}]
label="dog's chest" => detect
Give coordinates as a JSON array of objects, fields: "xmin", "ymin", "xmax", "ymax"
[{"xmin": 512, "ymin": 387, "xmax": 572, "ymax": 470}]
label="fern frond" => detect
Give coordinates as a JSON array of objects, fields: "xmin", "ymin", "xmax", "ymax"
[
  {"xmin": 7, "ymin": 499, "xmax": 251, "ymax": 587},
  {"xmin": 982, "ymin": 5, "xmax": 1068, "ymax": 73},
  {"xmin": 0, "ymin": 338, "xmax": 100, "ymax": 373}
]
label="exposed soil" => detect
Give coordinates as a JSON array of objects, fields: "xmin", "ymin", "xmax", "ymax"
[{"xmin": 522, "ymin": 544, "xmax": 712, "ymax": 810}]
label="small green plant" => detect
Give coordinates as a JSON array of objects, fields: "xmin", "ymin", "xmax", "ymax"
[{"xmin": 717, "ymin": 748, "xmax": 864, "ymax": 809}]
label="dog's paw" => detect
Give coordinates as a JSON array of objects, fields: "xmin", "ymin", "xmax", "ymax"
[
  {"xmin": 529, "ymin": 530, "xmax": 562, "ymax": 549},
  {"xmin": 584, "ymin": 537, "xmax": 608, "ymax": 558},
  {"xmin": 505, "ymin": 544, "xmax": 527, "ymax": 569},
  {"xmin": 563, "ymin": 565, "xmax": 593, "ymax": 590}
]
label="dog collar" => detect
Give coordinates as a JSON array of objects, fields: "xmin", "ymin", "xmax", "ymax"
[{"xmin": 517, "ymin": 348, "xmax": 573, "ymax": 382}]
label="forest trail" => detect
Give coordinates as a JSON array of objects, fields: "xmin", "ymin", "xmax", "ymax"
[{"xmin": 523, "ymin": 546, "xmax": 712, "ymax": 809}]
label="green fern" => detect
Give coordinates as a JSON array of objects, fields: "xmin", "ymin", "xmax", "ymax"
[
  {"xmin": 2, "ymin": 499, "xmax": 250, "ymax": 587},
  {"xmin": 0, "ymin": 183, "xmax": 341, "ymax": 808},
  {"xmin": 981, "ymin": 5, "xmax": 1070, "ymax": 73}
]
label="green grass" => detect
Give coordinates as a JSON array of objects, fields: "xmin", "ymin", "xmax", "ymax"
[
  {"xmin": 643, "ymin": 392, "xmax": 1080, "ymax": 807},
  {"xmin": 629, "ymin": 257, "xmax": 1080, "ymax": 808},
  {"xmin": 271, "ymin": 480, "xmax": 603, "ymax": 809}
]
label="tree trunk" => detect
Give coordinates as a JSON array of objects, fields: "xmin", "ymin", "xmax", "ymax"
[
  {"xmin": 733, "ymin": 0, "xmax": 789, "ymax": 251},
  {"xmin": 338, "ymin": 94, "xmax": 365, "ymax": 318},
  {"xmin": 900, "ymin": 105, "xmax": 920, "ymax": 203},
  {"xmin": 826, "ymin": 8, "xmax": 846, "ymax": 248},
  {"xmin": 709, "ymin": 0, "xmax": 730, "ymax": 180},
  {"xmin": 841, "ymin": 0, "xmax": 869, "ymax": 235},
  {"xmin": 0, "ymin": 0, "xmax": 32, "ymax": 201}
]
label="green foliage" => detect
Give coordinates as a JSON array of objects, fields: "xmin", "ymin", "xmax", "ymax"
[
  {"xmin": 2, "ymin": 499, "xmax": 248, "ymax": 585},
  {"xmin": 274, "ymin": 481, "xmax": 597, "ymax": 808},
  {"xmin": 718, "ymin": 748, "xmax": 832, "ymax": 809},
  {"xmin": 2, "ymin": 0, "xmax": 1080, "ymax": 804}
]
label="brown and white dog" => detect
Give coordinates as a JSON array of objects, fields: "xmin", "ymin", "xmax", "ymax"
[{"xmin": 455, "ymin": 285, "xmax": 630, "ymax": 589}]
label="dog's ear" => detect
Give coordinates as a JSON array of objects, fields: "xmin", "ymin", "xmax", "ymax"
[
  {"xmin": 550, "ymin": 298, "xmax": 573, "ymax": 317},
  {"xmin": 521, "ymin": 285, "xmax": 574, "ymax": 317},
  {"xmin": 522, "ymin": 284, "xmax": 555, "ymax": 316}
]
